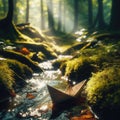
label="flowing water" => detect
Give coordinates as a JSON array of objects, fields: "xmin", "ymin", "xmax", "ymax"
[{"xmin": 0, "ymin": 57, "xmax": 74, "ymax": 120}]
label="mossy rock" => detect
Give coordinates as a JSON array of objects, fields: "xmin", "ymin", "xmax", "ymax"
[
  {"xmin": 16, "ymin": 43, "xmax": 57, "ymax": 60},
  {"xmin": 0, "ymin": 49, "xmax": 42, "ymax": 72},
  {"xmin": 63, "ymin": 40, "xmax": 98, "ymax": 55},
  {"xmin": 0, "ymin": 62, "xmax": 14, "ymax": 90},
  {"xmin": 0, "ymin": 61, "xmax": 15, "ymax": 101},
  {"xmin": 17, "ymin": 24, "xmax": 46, "ymax": 42},
  {"xmin": 60, "ymin": 57, "xmax": 97, "ymax": 83},
  {"xmin": 5, "ymin": 59, "xmax": 33, "ymax": 85},
  {"xmin": 63, "ymin": 42, "xmax": 88, "ymax": 55},
  {"xmin": 85, "ymin": 66, "xmax": 120, "ymax": 120},
  {"xmin": 0, "ymin": 59, "xmax": 33, "ymax": 102}
]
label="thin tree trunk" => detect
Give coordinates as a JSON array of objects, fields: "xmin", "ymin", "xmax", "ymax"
[
  {"xmin": 88, "ymin": 0, "xmax": 93, "ymax": 29},
  {"xmin": 62, "ymin": 0, "xmax": 66, "ymax": 32},
  {"xmin": 46, "ymin": 0, "xmax": 55, "ymax": 32},
  {"xmin": 73, "ymin": 0, "xmax": 79, "ymax": 31},
  {"xmin": 97, "ymin": 0, "xmax": 105, "ymax": 29},
  {"xmin": 14, "ymin": 0, "xmax": 18, "ymax": 24},
  {"xmin": 57, "ymin": 0, "xmax": 62, "ymax": 31},
  {"xmin": 26, "ymin": 0, "xmax": 29, "ymax": 23},
  {"xmin": 40, "ymin": 0, "xmax": 45, "ymax": 30}
]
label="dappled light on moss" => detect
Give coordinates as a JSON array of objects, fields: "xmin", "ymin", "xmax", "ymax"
[{"xmin": 60, "ymin": 56, "xmax": 97, "ymax": 83}]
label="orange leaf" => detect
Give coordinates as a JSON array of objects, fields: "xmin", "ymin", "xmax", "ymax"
[{"xmin": 26, "ymin": 93, "xmax": 35, "ymax": 99}]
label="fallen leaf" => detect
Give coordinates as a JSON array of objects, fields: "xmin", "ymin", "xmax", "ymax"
[{"xmin": 26, "ymin": 93, "xmax": 35, "ymax": 99}]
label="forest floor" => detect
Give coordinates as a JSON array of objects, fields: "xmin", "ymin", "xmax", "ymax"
[{"xmin": 0, "ymin": 24, "xmax": 120, "ymax": 120}]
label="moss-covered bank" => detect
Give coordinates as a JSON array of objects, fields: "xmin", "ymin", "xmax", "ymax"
[
  {"xmin": 85, "ymin": 66, "xmax": 120, "ymax": 120},
  {"xmin": 0, "ymin": 49, "xmax": 42, "ymax": 72},
  {"xmin": 0, "ymin": 58, "xmax": 33, "ymax": 101}
]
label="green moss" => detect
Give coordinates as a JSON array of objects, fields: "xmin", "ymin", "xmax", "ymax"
[
  {"xmin": 60, "ymin": 56, "xmax": 97, "ymax": 82},
  {"xmin": 86, "ymin": 66, "xmax": 120, "ymax": 110},
  {"xmin": 0, "ymin": 62, "xmax": 14, "ymax": 90},
  {"xmin": 16, "ymin": 42, "xmax": 57, "ymax": 60},
  {"xmin": 0, "ymin": 58, "xmax": 34, "ymax": 100},
  {"xmin": 0, "ymin": 58, "xmax": 33, "ymax": 89},
  {"xmin": 5, "ymin": 59, "xmax": 33, "ymax": 80},
  {"xmin": 60, "ymin": 41, "xmax": 120, "ymax": 84},
  {"xmin": 0, "ymin": 49, "xmax": 42, "ymax": 72}
]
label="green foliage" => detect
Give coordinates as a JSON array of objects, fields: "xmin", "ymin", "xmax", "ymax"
[{"xmin": 85, "ymin": 66, "xmax": 120, "ymax": 110}]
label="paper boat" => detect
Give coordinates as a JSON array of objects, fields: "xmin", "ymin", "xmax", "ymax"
[{"xmin": 47, "ymin": 80, "xmax": 87, "ymax": 104}]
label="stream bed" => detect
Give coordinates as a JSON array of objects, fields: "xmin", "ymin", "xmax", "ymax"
[{"xmin": 0, "ymin": 57, "xmax": 85, "ymax": 120}]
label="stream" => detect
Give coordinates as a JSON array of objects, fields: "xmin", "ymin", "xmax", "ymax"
[{"xmin": 0, "ymin": 56, "xmax": 76, "ymax": 120}]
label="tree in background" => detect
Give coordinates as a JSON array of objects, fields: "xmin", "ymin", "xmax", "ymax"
[
  {"xmin": 97, "ymin": 0, "xmax": 106, "ymax": 29},
  {"xmin": 73, "ymin": 0, "xmax": 79, "ymax": 31},
  {"xmin": 90, "ymin": 0, "xmax": 106, "ymax": 30},
  {"xmin": 110, "ymin": 0, "xmax": 120, "ymax": 30},
  {"xmin": 26, "ymin": 0, "xmax": 29, "ymax": 23},
  {"xmin": 13, "ymin": 0, "xmax": 18, "ymax": 24},
  {"xmin": 88, "ymin": 0, "xmax": 93, "ymax": 29},
  {"xmin": 46, "ymin": 0, "xmax": 55, "ymax": 32},
  {"xmin": 40, "ymin": 0, "xmax": 45, "ymax": 30},
  {"xmin": 0, "ymin": 0, "xmax": 115, "ymax": 33},
  {"xmin": 57, "ymin": 0, "xmax": 62, "ymax": 31},
  {"xmin": 62, "ymin": 0, "xmax": 66, "ymax": 32}
]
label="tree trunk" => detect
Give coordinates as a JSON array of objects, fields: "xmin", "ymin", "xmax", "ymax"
[
  {"xmin": 0, "ymin": 0, "xmax": 23, "ymax": 41},
  {"xmin": 46, "ymin": 0, "xmax": 55, "ymax": 32},
  {"xmin": 26, "ymin": 0, "xmax": 29, "ymax": 23},
  {"xmin": 97, "ymin": 0, "xmax": 105, "ymax": 29},
  {"xmin": 110, "ymin": 0, "xmax": 120, "ymax": 30},
  {"xmin": 57, "ymin": 0, "xmax": 62, "ymax": 31},
  {"xmin": 13, "ymin": 0, "xmax": 18, "ymax": 24},
  {"xmin": 62, "ymin": 0, "xmax": 66, "ymax": 32},
  {"xmin": 0, "ymin": 0, "xmax": 14, "ymax": 29},
  {"xmin": 73, "ymin": 0, "xmax": 79, "ymax": 31},
  {"xmin": 6, "ymin": 0, "xmax": 14, "ymax": 22},
  {"xmin": 40, "ymin": 0, "xmax": 45, "ymax": 30},
  {"xmin": 88, "ymin": 0, "xmax": 93, "ymax": 29}
]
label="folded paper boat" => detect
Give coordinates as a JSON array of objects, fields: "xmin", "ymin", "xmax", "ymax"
[{"xmin": 47, "ymin": 80, "xmax": 87, "ymax": 104}]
